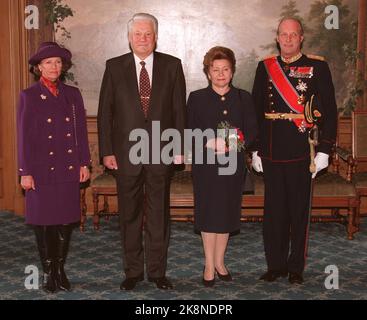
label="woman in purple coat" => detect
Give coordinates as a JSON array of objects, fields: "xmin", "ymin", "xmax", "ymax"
[{"xmin": 17, "ymin": 42, "xmax": 91, "ymax": 293}]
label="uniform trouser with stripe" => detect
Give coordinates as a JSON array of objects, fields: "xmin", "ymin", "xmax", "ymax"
[{"xmin": 262, "ymin": 159, "xmax": 312, "ymax": 274}]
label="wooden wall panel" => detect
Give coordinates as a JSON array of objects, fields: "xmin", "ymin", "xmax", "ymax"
[
  {"xmin": 0, "ymin": 0, "xmax": 10, "ymax": 210},
  {"xmin": 0, "ymin": 0, "xmax": 28, "ymax": 213},
  {"xmin": 0, "ymin": 169, "xmax": 3, "ymax": 199},
  {"xmin": 26, "ymin": 0, "xmax": 53, "ymax": 85}
]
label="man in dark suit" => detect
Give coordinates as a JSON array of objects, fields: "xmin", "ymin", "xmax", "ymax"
[
  {"xmin": 251, "ymin": 18, "xmax": 337, "ymax": 284},
  {"xmin": 98, "ymin": 13, "xmax": 186, "ymax": 290}
]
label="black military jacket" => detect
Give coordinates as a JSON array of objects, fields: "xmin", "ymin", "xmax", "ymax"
[{"xmin": 252, "ymin": 54, "xmax": 337, "ymax": 162}]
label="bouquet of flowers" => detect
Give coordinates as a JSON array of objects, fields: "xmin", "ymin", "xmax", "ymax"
[{"xmin": 217, "ymin": 121, "xmax": 246, "ymax": 152}]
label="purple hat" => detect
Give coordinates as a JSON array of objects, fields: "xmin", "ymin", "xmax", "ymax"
[{"xmin": 28, "ymin": 41, "xmax": 72, "ymax": 65}]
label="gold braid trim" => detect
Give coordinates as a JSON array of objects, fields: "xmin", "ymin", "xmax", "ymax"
[{"xmin": 306, "ymin": 54, "xmax": 325, "ymax": 61}]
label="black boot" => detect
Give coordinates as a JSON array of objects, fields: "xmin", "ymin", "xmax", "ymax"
[
  {"xmin": 55, "ymin": 224, "xmax": 73, "ymax": 291},
  {"xmin": 34, "ymin": 226, "xmax": 57, "ymax": 293}
]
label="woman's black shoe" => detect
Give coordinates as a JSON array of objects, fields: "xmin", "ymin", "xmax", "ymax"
[
  {"xmin": 215, "ymin": 268, "xmax": 233, "ymax": 281},
  {"xmin": 202, "ymin": 267, "xmax": 215, "ymax": 287}
]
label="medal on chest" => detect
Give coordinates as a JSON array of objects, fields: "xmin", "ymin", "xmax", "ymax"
[{"xmin": 289, "ymin": 66, "xmax": 314, "ymax": 78}]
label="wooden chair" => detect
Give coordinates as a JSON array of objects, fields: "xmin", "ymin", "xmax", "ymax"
[
  {"xmin": 89, "ymin": 171, "xmax": 118, "ymax": 230},
  {"xmin": 350, "ymin": 110, "xmax": 367, "ymax": 230}
]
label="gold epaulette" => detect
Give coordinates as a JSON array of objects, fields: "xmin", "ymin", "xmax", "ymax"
[
  {"xmin": 306, "ymin": 54, "xmax": 325, "ymax": 61},
  {"xmin": 262, "ymin": 54, "xmax": 277, "ymax": 61}
]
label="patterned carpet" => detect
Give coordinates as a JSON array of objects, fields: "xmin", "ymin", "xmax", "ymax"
[{"xmin": 0, "ymin": 211, "xmax": 366, "ymax": 300}]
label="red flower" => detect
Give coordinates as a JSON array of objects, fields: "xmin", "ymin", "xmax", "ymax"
[
  {"xmin": 217, "ymin": 121, "xmax": 246, "ymax": 152},
  {"xmin": 236, "ymin": 128, "xmax": 245, "ymax": 142}
]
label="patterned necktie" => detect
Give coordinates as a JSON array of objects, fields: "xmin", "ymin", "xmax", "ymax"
[{"xmin": 139, "ymin": 61, "xmax": 151, "ymax": 118}]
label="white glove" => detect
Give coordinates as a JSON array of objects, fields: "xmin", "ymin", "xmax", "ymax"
[
  {"xmin": 312, "ymin": 152, "xmax": 329, "ymax": 179},
  {"xmin": 252, "ymin": 151, "xmax": 263, "ymax": 173}
]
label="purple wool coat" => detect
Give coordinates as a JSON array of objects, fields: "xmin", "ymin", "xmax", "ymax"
[{"xmin": 17, "ymin": 81, "xmax": 91, "ymax": 225}]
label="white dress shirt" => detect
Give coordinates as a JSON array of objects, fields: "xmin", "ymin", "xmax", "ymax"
[{"xmin": 133, "ymin": 53, "xmax": 154, "ymax": 90}]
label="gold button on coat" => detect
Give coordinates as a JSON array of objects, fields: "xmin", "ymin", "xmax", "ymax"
[
  {"xmin": 65, "ymin": 117, "xmax": 70, "ymax": 122},
  {"xmin": 68, "ymin": 165, "xmax": 74, "ymax": 170},
  {"xmin": 67, "ymin": 149, "xmax": 73, "ymax": 154},
  {"xmin": 47, "ymin": 118, "xmax": 52, "ymax": 123}
]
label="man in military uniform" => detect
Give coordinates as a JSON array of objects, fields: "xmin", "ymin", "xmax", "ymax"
[{"xmin": 251, "ymin": 18, "xmax": 337, "ymax": 284}]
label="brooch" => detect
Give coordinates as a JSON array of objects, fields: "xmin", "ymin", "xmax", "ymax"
[
  {"xmin": 40, "ymin": 94, "xmax": 47, "ymax": 100},
  {"xmin": 296, "ymin": 80, "xmax": 308, "ymax": 92}
]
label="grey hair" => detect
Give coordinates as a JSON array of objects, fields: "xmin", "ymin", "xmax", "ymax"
[
  {"xmin": 277, "ymin": 17, "xmax": 304, "ymax": 36},
  {"xmin": 127, "ymin": 13, "xmax": 158, "ymax": 35}
]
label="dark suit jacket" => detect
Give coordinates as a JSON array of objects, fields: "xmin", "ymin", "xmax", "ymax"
[{"xmin": 98, "ymin": 51, "xmax": 186, "ymax": 175}]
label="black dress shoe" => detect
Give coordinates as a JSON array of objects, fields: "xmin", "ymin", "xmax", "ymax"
[
  {"xmin": 148, "ymin": 276, "xmax": 173, "ymax": 290},
  {"xmin": 288, "ymin": 272, "xmax": 304, "ymax": 284},
  {"xmin": 120, "ymin": 275, "xmax": 144, "ymax": 290},
  {"xmin": 202, "ymin": 267, "xmax": 215, "ymax": 287},
  {"xmin": 202, "ymin": 277, "xmax": 215, "ymax": 287},
  {"xmin": 259, "ymin": 270, "xmax": 288, "ymax": 282},
  {"xmin": 202, "ymin": 276, "xmax": 215, "ymax": 287},
  {"xmin": 215, "ymin": 268, "xmax": 232, "ymax": 282}
]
